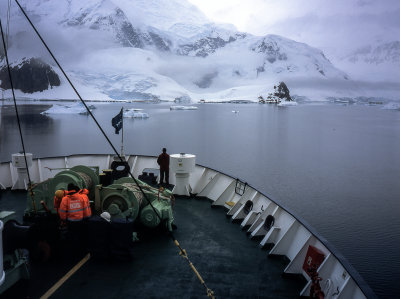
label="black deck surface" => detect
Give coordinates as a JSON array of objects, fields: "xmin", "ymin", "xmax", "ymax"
[{"xmin": 0, "ymin": 191, "xmax": 305, "ymax": 298}]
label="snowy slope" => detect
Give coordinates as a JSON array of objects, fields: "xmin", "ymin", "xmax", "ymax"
[
  {"xmin": 346, "ymin": 41, "xmax": 400, "ymax": 65},
  {"xmin": 336, "ymin": 41, "xmax": 400, "ymax": 82},
  {"xmin": 1, "ymin": 0, "xmax": 396, "ymax": 102}
]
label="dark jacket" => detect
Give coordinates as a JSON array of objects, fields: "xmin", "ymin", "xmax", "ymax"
[{"xmin": 157, "ymin": 153, "xmax": 170, "ymax": 171}]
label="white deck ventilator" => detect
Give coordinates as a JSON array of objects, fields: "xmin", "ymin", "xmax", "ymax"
[
  {"xmin": 170, "ymin": 153, "xmax": 196, "ymax": 196},
  {"xmin": 11, "ymin": 153, "xmax": 32, "ymax": 190}
]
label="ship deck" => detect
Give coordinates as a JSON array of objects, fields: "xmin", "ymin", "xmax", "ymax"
[{"xmin": 0, "ymin": 190, "xmax": 305, "ymax": 298}]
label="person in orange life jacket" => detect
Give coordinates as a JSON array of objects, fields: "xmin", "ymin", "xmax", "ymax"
[
  {"xmin": 78, "ymin": 188, "xmax": 92, "ymax": 218},
  {"xmin": 59, "ymin": 183, "xmax": 91, "ymax": 250},
  {"xmin": 54, "ymin": 189, "xmax": 66, "ymax": 214},
  {"xmin": 58, "ymin": 183, "xmax": 91, "ymax": 223},
  {"xmin": 157, "ymin": 147, "xmax": 170, "ymax": 186}
]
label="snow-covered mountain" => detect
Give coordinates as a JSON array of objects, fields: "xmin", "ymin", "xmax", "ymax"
[
  {"xmin": 345, "ymin": 41, "xmax": 400, "ymax": 65},
  {"xmin": 0, "ymin": 0, "xmax": 396, "ymax": 102},
  {"xmin": 332, "ymin": 40, "xmax": 400, "ymax": 83}
]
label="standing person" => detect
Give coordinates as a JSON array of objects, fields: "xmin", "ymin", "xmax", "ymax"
[
  {"xmin": 157, "ymin": 148, "xmax": 170, "ymax": 186},
  {"xmin": 54, "ymin": 189, "xmax": 66, "ymax": 214},
  {"xmin": 58, "ymin": 184, "xmax": 90, "ymax": 223},
  {"xmin": 58, "ymin": 183, "xmax": 90, "ymax": 251},
  {"xmin": 79, "ymin": 187, "xmax": 92, "ymax": 219}
]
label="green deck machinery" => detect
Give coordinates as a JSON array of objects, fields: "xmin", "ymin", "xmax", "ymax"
[
  {"xmin": 96, "ymin": 177, "xmax": 174, "ymax": 231},
  {"xmin": 26, "ymin": 165, "xmax": 174, "ymax": 230},
  {"xmin": 25, "ymin": 165, "xmax": 99, "ymax": 217}
]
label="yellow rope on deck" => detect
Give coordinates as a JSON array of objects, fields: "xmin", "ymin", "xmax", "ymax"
[
  {"xmin": 173, "ymin": 240, "xmax": 215, "ymax": 299},
  {"xmin": 40, "ymin": 253, "xmax": 91, "ymax": 299}
]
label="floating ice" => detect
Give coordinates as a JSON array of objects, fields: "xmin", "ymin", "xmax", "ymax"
[
  {"xmin": 382, "ymin": 102, "xmax": 400, "ymax": 110},
  {"xmin": 278, "ymin": 101, "xmax": 298, "ymax": 106},
  {"xmin": 41, "ymin": 102, "xmax": 95, "ymax": 115},
  {"xmin": 170, "ymin": 105, "xmax": 198, "ymax": 110},
  {"xmin": 124, "ymin": 108, "xmax": 149, "ymax": 118}
]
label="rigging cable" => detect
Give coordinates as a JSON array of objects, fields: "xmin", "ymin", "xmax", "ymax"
[
  {"xmin": 6, "ymin": 0, "xmax": 12, "ymax": 49},
  {"xmin": 13, "ymin": 1, "xmax": 214, "ymax": 297},
  {"xmin": 0, "ymin": 17, "xmax": 36, "ymax": 212}
]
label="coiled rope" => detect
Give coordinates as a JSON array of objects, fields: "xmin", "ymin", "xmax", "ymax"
[{"xmin": 12, "ymin": 0, "xmax": 214, "ymax": 297}]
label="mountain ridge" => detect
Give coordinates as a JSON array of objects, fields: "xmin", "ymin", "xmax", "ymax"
[{"xmin": 0, "ymin": 0, "xmax": 397, "ymax": 101}]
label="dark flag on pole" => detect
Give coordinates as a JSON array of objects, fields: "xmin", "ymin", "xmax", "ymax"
[{"xmin": 112, "ymin": 108, "xmax": 123, "ymax": 134}]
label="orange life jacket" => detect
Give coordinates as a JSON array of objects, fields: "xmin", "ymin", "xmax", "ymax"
[
  {"xmin": 58, "ymin": 190, "xmax": 90, "ymax": 221},
  {"xmin": 79, "ymin": 188, "xmax": 92, "ymax": 218}
]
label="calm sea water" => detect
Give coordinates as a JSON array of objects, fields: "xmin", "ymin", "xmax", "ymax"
[{"xmin": 1, "ymin": 101, "xmax": 400, "ymax": 298}]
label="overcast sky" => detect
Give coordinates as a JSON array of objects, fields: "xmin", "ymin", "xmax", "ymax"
[{"xmin": 188, "ymin": 0, "xmax": 400, "ymax": 57}]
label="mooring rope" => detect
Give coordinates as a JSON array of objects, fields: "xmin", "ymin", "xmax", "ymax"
[
  {"xmin": 0, "ymin": 17, "xmax": 36, "ymax": 212},
  {"xmin": 40, "ymin": 253, "xmax": 91, "ymax": 299},
  {"xmin": 13, "ymin": 1, "xmax": 214, "ymax": 297}
]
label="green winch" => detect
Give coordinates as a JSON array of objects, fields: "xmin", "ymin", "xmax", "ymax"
[
  {"xmin": 26, "ymin": 165, "xmax": 174, "ymax": 230},
  {"xmin": 96, "ymin": 177, "xmax": 174, "ymax": 230},
  {"xmin": 25, "ymin": 165, "xmax": 99, "ymax": 216}
]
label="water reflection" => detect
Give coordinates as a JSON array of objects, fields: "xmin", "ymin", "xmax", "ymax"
[{"xmin": 0, "ymin": 104, "xmax": 54, "ymax": 157}]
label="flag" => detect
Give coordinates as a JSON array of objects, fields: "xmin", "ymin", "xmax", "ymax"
[{"xmin": 112, "ymin": 108, "xmax": 123, "ymax": 134}]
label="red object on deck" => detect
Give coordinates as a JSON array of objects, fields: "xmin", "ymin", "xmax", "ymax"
[{"xmin": 303, "ymin": 245, "xmax": 325, "ymax": 277}]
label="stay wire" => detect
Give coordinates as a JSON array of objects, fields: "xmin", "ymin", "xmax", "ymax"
[
  {"xmin": 6, "ymin": 0, "xmax": 11, "ymax": 49},
  {"xmin": 14, "ymin": 1, "xmax": 214, "ymax": 296},
  {"xmin": 0, "ymin": 17, "xmax": 36, "ymax": 211}
]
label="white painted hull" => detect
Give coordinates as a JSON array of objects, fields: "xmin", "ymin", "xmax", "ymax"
[{"xmin": 0, "ymin": 154, "xmax": 372, "ymax": 298}]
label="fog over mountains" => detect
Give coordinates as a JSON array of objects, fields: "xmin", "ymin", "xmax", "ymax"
[{"xmin": 0, "ymin": 0, "xmax": 399, "ymax": 101}]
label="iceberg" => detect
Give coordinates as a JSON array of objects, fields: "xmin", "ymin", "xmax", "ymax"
[
  {"xmin": 124, "ymin": 108, "xmax": 149, "ymax": 118},
  {"xmin": 278, "ymin": 101, "xmax": 298, "ymax": 107},
  {"xmin": 382, "ymin": 102, "xmax": 400, "ymax": 110},
  {"xmin": 170, "ymin": 105, "xmax": 198, "ymax": 110},
  {"xmin": 40, "ymin": 102, "xmax": 96, "ymax": 115}
]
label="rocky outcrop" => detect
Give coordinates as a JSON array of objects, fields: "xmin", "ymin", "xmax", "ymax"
[
  {"xmin": 273, "ymin": 82, "xmax": 292, "ymax": 101},
  {"xmin": 251, "ymin": 38, "xmax": 287, "ymax": 63},
  {"xmin": 0, "ymin": 58, "xmax": 60, "ymax": 93},
  {"xmin": 62, "ymin": 6, "xmax": 171, "ymax": 51},
  {"xmin": 178, "ymin": 33, "xmax": 246, "ymax": 57}
]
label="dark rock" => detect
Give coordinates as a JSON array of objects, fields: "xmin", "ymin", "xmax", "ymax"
[
  {"xmin": 118, "ymin": 20, "xmax": 144, "ymax": 48},
  {"xmin": 252, "ymin": 39, "xmax": 287, "ymax": 63},
  {"xmin": 0, "ymin": 58, "xmax": 60, "ymax": 93},
  {"xmin": 146, "ymin": 32, "xmax": 171, "ymax": 51},
  {"xmin": 178, "ymin": 33, "xmax": 246, "ymax": 57},
  {"xmin": 274, "ymin": 82, "xmax": 292, "ymax": 101}
]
